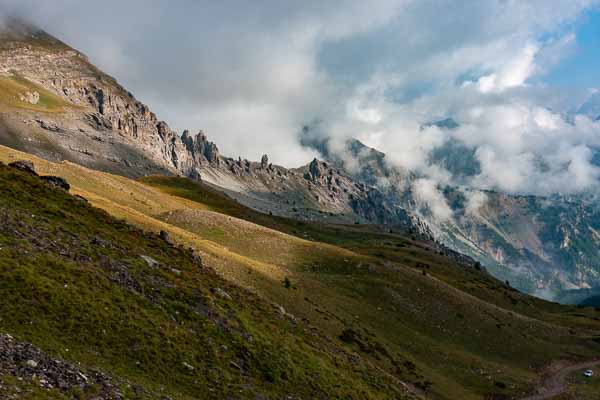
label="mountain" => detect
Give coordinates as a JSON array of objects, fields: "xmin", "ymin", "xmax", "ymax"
[
  {"xmin": 3, "ymin": 18, "xmax": 599, "ymax": 297},
  {"xmin": 5, "ymin": 19, "xmax": 600, "ymax": 399},
  {"xmin": 303, "ymin": 130, "xmax": 600, "ymax": 297},
  {"xmin": 0, "ymin": 160, "xmax": 417, "ymax": 399},
  {"xmin": 0, "ymin": 18, "xmax": 425, "ymax": 235},
  {"xmin": 442, "ymin": 188, "xmax": 600, "ymax": 294}
]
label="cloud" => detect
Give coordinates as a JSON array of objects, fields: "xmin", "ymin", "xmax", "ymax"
[
  {"xmin": 471, "ymin": 43, "xmax": 539, "ymax": 93},
  {"xmin": 464, "ymin": 191, "xmax": 488, "ymax": 217},
  {"xmin": 316, "ymin": 0, "xmax": 600, "ymax": 197},
  {"xmin": 0, "ymin": 0, "xmax": 599, "ymax": 198},
  {"xmin": 413, "ymin": 178, "xmax": 453, "ymax": 221},
  {"xmin": 0, "ymin": 0, "xmax": 406, "ymax": 166},
  {"xmin": 459, "ymin": 105, "xmax": 600, "ymax": 194}
]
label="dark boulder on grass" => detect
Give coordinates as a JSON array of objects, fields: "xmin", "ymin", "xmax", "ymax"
[
  {"xmin": 159, "ymin": 230, "xmax": 174, "ymax": 245},
  {"xmin": 41, "ymin": 175, "xmax": 70, "ymax": 191},
  {"xmin": 8, "ymin": 160, "xmax": 37, "ymax": 176}
]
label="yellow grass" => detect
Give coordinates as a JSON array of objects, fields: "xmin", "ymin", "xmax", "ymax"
[{"xmin": 0, "ymin": 75, "xmax": 72, "ymax": 113}]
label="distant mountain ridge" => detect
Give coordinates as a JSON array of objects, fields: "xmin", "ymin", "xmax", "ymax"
[{"xmin": 302, "ymin": 125, "xmax": 600, "ymax": 297}]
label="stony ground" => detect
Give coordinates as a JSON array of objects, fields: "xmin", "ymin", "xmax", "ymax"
[{"xmin": 0, "ymin": 334, "xmax": 135, "ymax": 400}]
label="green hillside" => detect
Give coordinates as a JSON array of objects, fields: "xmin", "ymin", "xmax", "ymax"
[
  {"xmin": 141, "ymin": 176, "xmax": 600, "ymax": 399},
  {"xmin": 2, "ymin": 146, "xmax": 600, "ymax": 398},
  {"xmin": 0, "ymin": 162, "xmax": 414, "ymax": 400}
]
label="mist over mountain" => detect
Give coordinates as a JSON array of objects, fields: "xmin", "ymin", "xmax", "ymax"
[
  {"xmin": 1, "ymin": 1, "xmax": 599, "ymax": 193},
  {"xmin": 1, "ymin": 0, "xmax": 599, "ymax": 298},
  {"xmin": 4, "ymin": 5, "xmax": 600, "ymax": 399}
]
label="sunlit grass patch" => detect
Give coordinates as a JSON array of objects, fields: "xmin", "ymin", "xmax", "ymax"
[{"xmin": 0, "ymin": 74, "xmax": 72, "ymax": 112}]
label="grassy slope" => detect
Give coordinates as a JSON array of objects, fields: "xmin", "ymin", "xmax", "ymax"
[
  {"xmin": 140, "ymin": 178, "xmax": 600, "ymax": 398},
  {"xmin": 0, "ymin": 163, "xmax": 413, "ymax": 400},
  {"xmin": 2, "ymin": 145, "xmax": 600, "ymax": 399},
  {"xmin": 0, "ymin": 75, "xmax": 72, "ymax": 113}
]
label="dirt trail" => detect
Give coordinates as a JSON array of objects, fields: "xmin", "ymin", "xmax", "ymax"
[{"xmin": 521, "ymin": 360, "xmax": 600, "ymax": 400}]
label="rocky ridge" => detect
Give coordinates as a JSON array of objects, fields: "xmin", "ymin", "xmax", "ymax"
[
  {"xmin": 0, "ymin": 20, "xmax": 427, "ymax": 233},
  {"xmin": 3, "ymin": 20, "xmax": 599, "ymax": 295},
  {"xmin": 302, "ymin": 132, "xmax": 600, "ymax": 296}
]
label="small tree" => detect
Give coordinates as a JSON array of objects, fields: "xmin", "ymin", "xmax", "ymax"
[{"xmin": 284, "ymin": 277, "xmax": 292, "ymax": 289}]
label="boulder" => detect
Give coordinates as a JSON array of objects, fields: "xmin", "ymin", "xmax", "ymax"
[
  {"xmin": 8, "ymin": 160, "xmax": 37, "ymax": 176},
  {"xmin": 41, "ymin": 176, "xmax": 70, "ymax": 191},
  {"xmin": 159, "ymin": 230, "xmax": 173, "ymax": 244}
]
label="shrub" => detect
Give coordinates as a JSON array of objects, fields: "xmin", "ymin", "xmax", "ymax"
[{"xmin": 283, "ymin": 277, "xmax": 292, "ymax": 289}]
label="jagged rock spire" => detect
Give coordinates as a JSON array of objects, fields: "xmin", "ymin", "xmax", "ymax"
[{"xmin": 261, "ymin": 154, "xmax": 269, "ymax": 169}]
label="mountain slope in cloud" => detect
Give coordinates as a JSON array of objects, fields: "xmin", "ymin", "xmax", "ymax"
[
  {"xmin": 304, "ymin": 132, "xmax": 600, "ymax": 297},
  {"xmin": 0, "ymin": 19, "xmax": 430, "ymax": 234}
]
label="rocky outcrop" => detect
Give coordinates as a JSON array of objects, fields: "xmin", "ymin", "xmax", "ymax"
[
  {"xmin": 40, "ymin": 175, "xmax": 70, "ymax": 191},
  {"xmin": 261, "ymin": 154, "xmax": 269, "ymax": 169},
  {"xmin": 182, "ymin": 130, "xmax": 220, "ymax": 167},
  {"xmin": 0, "ymin": 21, "xmax": 429, "ymax": 234},
  {"xmin": 8, "ymin": 160, "xmax": 37, "ymax": 175},
  {"xmin": 304, "ymin": 158, "xmax": 326, "ymax": 182},
  {"xmin": 18, "ymin": 91, "xmax": 39, "ymax": 104}
]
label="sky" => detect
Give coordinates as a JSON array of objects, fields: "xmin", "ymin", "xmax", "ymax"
[
  {"xmin": 543, "ymin": 9, "xmax": 600, "ymax": 88},
  {"xmin": 1, "ymin": 0, "xmax": 600, "ymax": 216}
]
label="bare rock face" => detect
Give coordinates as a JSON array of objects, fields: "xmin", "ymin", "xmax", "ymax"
[
  {"xmin": 0, "ymin": 21, "xmax": 429, "ymax": 234},
  {"xmin": 0, "ymin": 23, "xmax": 195, "ymax": 177},
  {"xmin": 305, "ymin": 158, "xmax": 325, "ymax": 182},
  {"xmin": 194, "ymin": 131, "xmax": 220, "ymax": 165},
  {"xmin": 260, "ymin": 154, "xmax": 269, "ymax": 169},
  {"xmin": 179, "ymin": 130, "xmax": 221, "ymax": 172}
]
